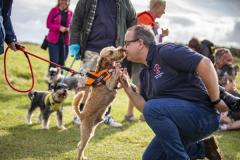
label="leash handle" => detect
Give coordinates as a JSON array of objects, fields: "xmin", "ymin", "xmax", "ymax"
[
  {"xmin": 4, "ymin": 44, "xmax": 82, "ymax": 93},
  {"xmin": 4, "ymin": 46, "xmax": 35, "ymax": 93}
]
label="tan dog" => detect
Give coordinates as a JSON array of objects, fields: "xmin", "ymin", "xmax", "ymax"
[{"xmin": 72, "ymin": 46, "xmax": 125, "ymax": 160}]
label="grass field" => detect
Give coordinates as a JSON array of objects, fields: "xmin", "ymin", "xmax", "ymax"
[{"xmin": 0, "ymin": 43, "xmax": 240, "ymax": 160}]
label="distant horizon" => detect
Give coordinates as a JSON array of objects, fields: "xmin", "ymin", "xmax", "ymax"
[{"xmin": 12, "ymin": 0, "xmax": 240, "ymax": 48}]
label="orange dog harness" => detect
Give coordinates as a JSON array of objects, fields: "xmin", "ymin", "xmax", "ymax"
[{"xmin": 85, "ymin": 69, "xmax": 113, "ymax": 87}]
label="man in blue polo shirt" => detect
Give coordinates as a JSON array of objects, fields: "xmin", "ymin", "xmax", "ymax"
[{"xmin": 119, "ymin": 25, "xmax": 227, "ymax": 160}]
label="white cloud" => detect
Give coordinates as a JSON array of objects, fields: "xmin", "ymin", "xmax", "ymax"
[{"xmin": 11, "ymin": 0, "xmax": 240, "ymax": 48}]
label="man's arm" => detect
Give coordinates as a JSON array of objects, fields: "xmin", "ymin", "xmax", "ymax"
[
  {"xmin": 2, "ymin": 0, "xmax": 17, "ymax": 51},
  {"xmin": 196, "ymin": 57, "xmax": 228, "ymax": 112},
  {"xmin": 119, "ymin": 69, "xmax": 145, "ymax": 112},
  {"xmin": 125, "ymin": 0, "xmax": 137, "ymax": 28},
  {"xmin": 70, "ymin": 0, "xmax": 85, "ymax": 44}
]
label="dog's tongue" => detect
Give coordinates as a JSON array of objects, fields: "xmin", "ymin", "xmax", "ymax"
[{"xmin": 61, "ymin": 93, "xmax": 67, "ymax": 98}]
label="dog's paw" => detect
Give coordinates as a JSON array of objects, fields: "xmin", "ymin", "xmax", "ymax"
[
  {"xmin": 58, "ymin": 125, "xmax": 66, "ymax": 130},
  {"xmin": 79, "ymin": 155, "xmax": 87, "ymax": 160},
  {"xmin": 43, "ymin": 125, "xmax": 49, "ymax": 130},
  {"xmin": 38, "ymin": 119, "xmax": 42, "ymax": 123},
  {"xmin": 27, "ymin": 121, "xmax": 32, "ymax": 125},
  {"xmin": 82, "ymin": 156, "xmax": 87, "ymax": 160},
  {"xmin": 26, "ymin": 118, "xmax": 32, "ymax": 125}
]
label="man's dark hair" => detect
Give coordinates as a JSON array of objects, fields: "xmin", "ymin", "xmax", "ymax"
[{"xmin": 128, "ymin": 25, "xmax": 156, "ymax": 47}]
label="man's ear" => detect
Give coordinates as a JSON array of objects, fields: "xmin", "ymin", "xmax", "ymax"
[{"xmin": 139, "ymin": 39, "xmax": 144, "ymax": 49}]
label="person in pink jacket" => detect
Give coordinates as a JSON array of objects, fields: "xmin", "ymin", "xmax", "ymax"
[{"xmin": 47, "ymin": 0, "xmax": 72, "ymax": 69}]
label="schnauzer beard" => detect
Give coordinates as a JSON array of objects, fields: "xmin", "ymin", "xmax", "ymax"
[{"xmin": 53, "ymin": 88, "xmax": 68, "ymax": 103}]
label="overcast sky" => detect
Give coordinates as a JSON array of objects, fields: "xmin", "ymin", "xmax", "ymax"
[{"xmin": 11, "ymin": 0, "xmax": 240, "ymax": 48}]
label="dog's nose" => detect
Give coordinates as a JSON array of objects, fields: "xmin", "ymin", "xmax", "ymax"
[{"xmin": 119, "ymin": 47, "xmax": 126, "ymax": 52}]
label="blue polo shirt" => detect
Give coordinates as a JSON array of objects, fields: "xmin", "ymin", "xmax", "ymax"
[{"xmin": 140, "ymin": 43, "xmax": 212, "ymax": 107}]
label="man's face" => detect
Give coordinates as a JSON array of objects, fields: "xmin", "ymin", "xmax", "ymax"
[
  {"xmin": 123, "ymin": 30, "xmax": 140, "ymax": 62},
  {"xmin": 222, "ymin": 52, "xmax": 233, "ymax": 65},
  {"xmin": 154, "ymin": 3, "xmax": 166, "ymax": 18},
  {"xmin": 216, "ymin": 52, "xmax": 233, "ymax": 69}
]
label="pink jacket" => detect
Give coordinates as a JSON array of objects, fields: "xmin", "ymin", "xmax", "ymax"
[{"xmin": 46, "ymin": 6, "xmax": 73, "ymax": 45}]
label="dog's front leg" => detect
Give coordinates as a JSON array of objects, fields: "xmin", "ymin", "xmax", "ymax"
[
  {"xmin": 105, "ymin": 70, "xmax": 120, "ymax": 90},
  {"xmin": 56, "ymin": 107, "xmax": 66, "ymax": 130},
  {"xmin": 38, "ymin": 112, "xmax": 43, "ymax": 123},
  {"xmin": 26, "ymin": 102, "xmax": 37, "ymax": 125},
  {"xmin": 42, "ymin": 109, "xmax": 51, "ymax": 129}
]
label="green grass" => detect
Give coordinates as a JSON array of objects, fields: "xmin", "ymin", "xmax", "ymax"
[{"xmin": 0, "ymin": 44, "xmax": 240, "ymax": 160}]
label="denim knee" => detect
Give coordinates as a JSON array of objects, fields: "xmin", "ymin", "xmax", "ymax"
[
  {"xmin": 143, "ymin": 101, "xmax": 152, "ymax": 121},
  {"xmin": 142, "ymin": 151, "xmax": 149, "ymax": 160}
]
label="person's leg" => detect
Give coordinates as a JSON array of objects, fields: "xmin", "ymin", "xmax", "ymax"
[
  {"xmin": 58, "ymin": 43, "xmax": 65, "ymax": 67},
  {"xmin": 142, "ymin": 136, "xmax": 166, "ymax": 160},
  {"xmin": 48, "ymin": 43, "xmax": 60, "ymax": 68},
  {"xmin": 47, "ymin": 43, "xmax": 60, "ymax": 90},
  {"xmin": 104, "ymin": 106, "xmax": 123, "ymax": 128},
  {"xmin": 73, "ymin": 51, "xmax": 99, "ymax": 125},
  {"xmin": 124, "ymin": 100, "xmax": 138, "ymax": 122},
  {"xmin": 79, "ymin": 50, "xmax": 99, "ymax": 106},
  {"xmin": 64, "ymin": 44, "xmax": 69, "ymax": 62},
  {"xmin": 143, "ymin": 98, "xmax": 220, "ymax": 160}
]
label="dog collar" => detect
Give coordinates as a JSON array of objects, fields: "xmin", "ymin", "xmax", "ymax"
[{"xmin": 44, "ymin": 93, "xmax": 63, "ymax": 111}]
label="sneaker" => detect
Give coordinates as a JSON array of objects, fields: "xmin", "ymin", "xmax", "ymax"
[
  {"xmin": 124, "ymin": 114, "xmax": 138, "ymax": 122},
  {"xmin": 73, "ymin": 116, "xmax": 81, "ymax": 125},
  {"xmin": 219, "ymin": 124, "xmax": 228, "ymax": 131},
  {"xmin": 203, "ymin": 136, "xmax": 223, "ymax": 160},
  {"xmin": 104, "ymin": 116, "xmax": 123, "ymax": 128}
]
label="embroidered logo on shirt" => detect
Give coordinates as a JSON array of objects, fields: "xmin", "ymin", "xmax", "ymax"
[{"xmin": 154, "ymin": 64, "xmax": 164, "ymax": 79}]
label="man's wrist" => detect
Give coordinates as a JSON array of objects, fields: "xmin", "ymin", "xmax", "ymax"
[{"xmin": 211, "ymin": 98, "xmax": 221, "ymax": 106}]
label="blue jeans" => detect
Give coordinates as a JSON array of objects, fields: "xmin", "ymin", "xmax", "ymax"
[
  {"xmin": 48, "ymin": 42, "xmax": 68, "ymax": 68},
  {"xmin": 142, "ymin": 98, "xmax": 220, "ymax": 160}
]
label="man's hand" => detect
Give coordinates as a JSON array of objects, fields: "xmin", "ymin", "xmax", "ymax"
[
  {"xmin": 116, "ymin": 66, "xmax": 145, "ymax": 112},
  {"xmin": 214, "ymin": 100, "xmax": 229, "ymax": 112},
  {"xmin": 69, "ymin": 44, "xmax": 81, "ymax": 59},
  {"xmin": 118, "ymin": 67, "xmax": 131, "ymax": 91},
  {"xmin": 161, "ymin": 28, "xmax": 169, "ymax": 37},
  {"xmin": 8, "ymin": 42, "xmax": 18, "ymax": 52},
  {"xmin": 60, "ymin": 26, "xmax": 67, "ymax": 32}
]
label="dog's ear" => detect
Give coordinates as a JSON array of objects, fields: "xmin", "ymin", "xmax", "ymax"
[
  {"xmin": 49, "ymin": 84, "xmax": 56, "ymax": 91},
  {"xmin": 95, "ymin": 57, "xmax": 104, "ymax": 72}
]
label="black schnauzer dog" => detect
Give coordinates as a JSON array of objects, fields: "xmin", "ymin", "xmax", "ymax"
[{"xmin": 26, "ymin": 83, "xmax": 68, "ymax": 129}]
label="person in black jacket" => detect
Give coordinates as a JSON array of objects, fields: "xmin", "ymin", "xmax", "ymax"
[{"xmin": 0, "ymin": 0, "xmax": 17, "ymax": 54}]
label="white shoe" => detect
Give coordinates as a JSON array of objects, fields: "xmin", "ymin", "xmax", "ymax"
[
  {"xmin": 73, "ymin": 116, "xmax": 81, "ymax": 125},
  {"xmin": 219, "ymin": 124, "xmax": 228, "ymax": 130},
  {"xmin": 104, "ymin": 116, "xmax": 122, "ymax": 128}
]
